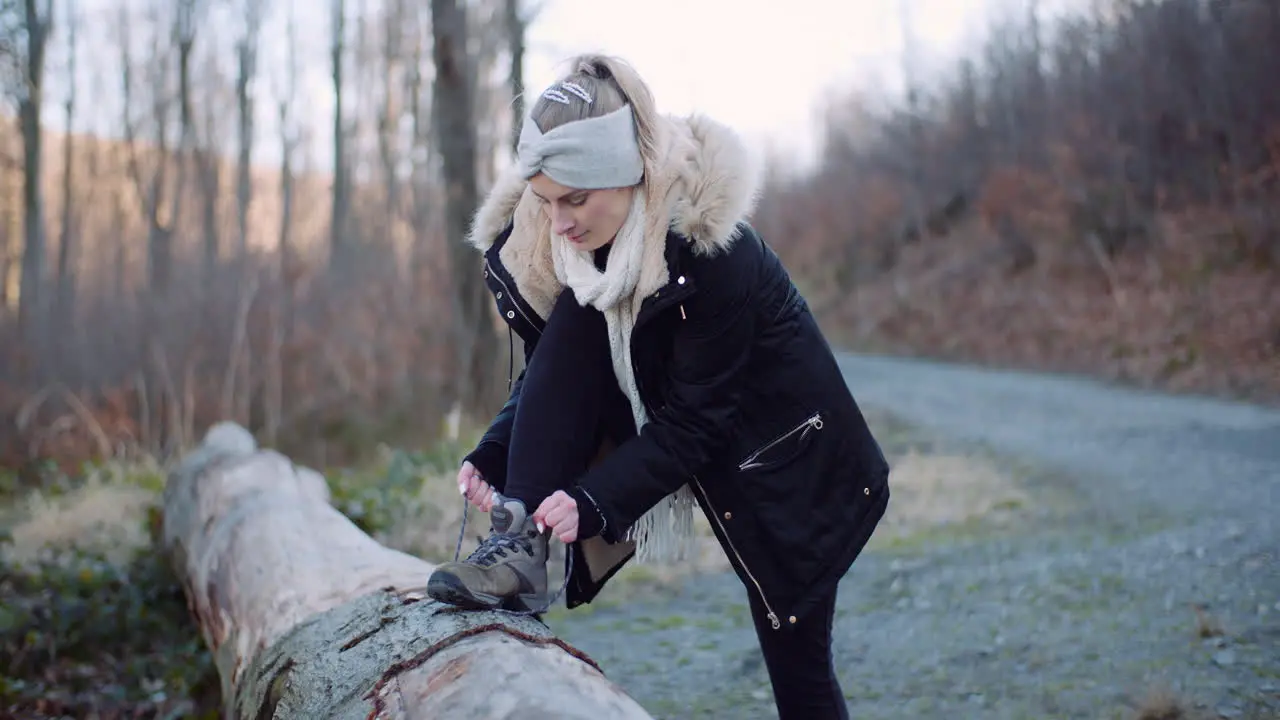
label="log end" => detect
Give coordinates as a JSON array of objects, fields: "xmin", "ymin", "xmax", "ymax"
[{"xmin": 202, "ymin": 421, "xmax": 258, "ymax": 457}]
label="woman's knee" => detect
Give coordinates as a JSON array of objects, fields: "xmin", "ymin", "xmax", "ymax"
[{"xmin": 538, "ymin": 289, "xmax": 609, "ymax": 355}]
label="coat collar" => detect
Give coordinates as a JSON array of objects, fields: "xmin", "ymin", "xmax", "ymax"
[{"xmin": 466, "ymin": 113, "xmax": 762, "ymax": 322}]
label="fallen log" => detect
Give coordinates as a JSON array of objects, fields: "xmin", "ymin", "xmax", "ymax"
[{"xmin": 161, "ymin": 421, "xmax": 652, "ymax": 719}]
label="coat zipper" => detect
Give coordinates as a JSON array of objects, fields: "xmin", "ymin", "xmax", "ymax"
[
  {"xmin": 737, "ymin": 412, "xmax": 824, "ymax": 471},
  {"xmin": 691, "ymin": 475, "xmax": 782, "ymax": 630},
  {"xmin": 485, "ymin": 258, "xmax": 543, "ymax": 336}
]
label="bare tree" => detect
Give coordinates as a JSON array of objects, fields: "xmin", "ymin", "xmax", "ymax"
[
  {"xmin": 53, "ymin": 0, "xmax": 75, "ymax": 334},
  {"xmin": 265, "ymin": 0, "xmax": 301, "ymax": 446},
  {"xmin": 892, "ymin": 0, "xmax": 932, "ymax": 250},
  {"xmin": 376, "ymin": 0, "xmax": 408, "ymax": 239},
  {"xmin": 329, "ymin": 0, "xmax": 350, "ymax": 271},
  {"xmin": 431, "ymin": 0, "xmax": 501, "ymax": 422},
  {"xmin": 275, "ymin": 0, "xmax": 300, "ymax": 271},
  {"xmin": 406, "ymin": 4, "xmax": 434, "ymax": 275},
  {"xmin": 168, "ymin": 0, "xmax": 224, "ymax": 285},
  {"xmin": 504, "ymin": 0, "xmax": 525, "ymax": 151},
  {"xmin": 120, "ymin": 2, "xmax": 178, "ymax": 297},
  {"xmin": 17, "ymin": 0, "xmax": 53, "ymax": 350},
  {"xmin": 235, "ymin": 0, "xmax": 264, "ymax": 260}
]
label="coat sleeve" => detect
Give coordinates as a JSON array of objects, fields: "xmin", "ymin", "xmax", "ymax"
[
  {"xmin": 573, "ymin": 232, "xmax": 760, "ymax": 541},
  {"xmin": 462, "ymin": 332, "xmax": 535, "ymax": 493}
]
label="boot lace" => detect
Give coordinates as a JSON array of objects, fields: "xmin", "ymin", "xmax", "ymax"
[{"xmin": 465, "ymin": 529, "xmax": 534, "ymax": 567}]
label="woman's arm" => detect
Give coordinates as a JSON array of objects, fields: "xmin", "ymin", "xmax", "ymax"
[
  {"xmin": 462, "ymin": 340, "xmax": 535, "ymax": 493},
  {"xmin": 570, "ymin": 228, "xmax": 762, "ymax": 541}
]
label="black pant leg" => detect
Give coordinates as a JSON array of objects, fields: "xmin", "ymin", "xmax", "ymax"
[
  {"xmin": 748, "ymin": 588, "xmax": 848, "ymax": 720},
  {"xmin": 502, "ymin": 288, "xmax": 634, "ymax": 509}
]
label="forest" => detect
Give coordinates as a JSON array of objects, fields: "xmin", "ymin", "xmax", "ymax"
[
  {"xmin": 0, "ymin": 0, "xmax": 1277, "ymax": 716},
  {"xmin": 756, "ymin": 0, "xmax": 1278, "ymax": 407},
  {"xmin": 0, "ymin": 0, "xmax": 1276, "ymax": 477}
]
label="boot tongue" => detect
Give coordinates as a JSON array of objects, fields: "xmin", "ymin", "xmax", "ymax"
[{"xmin": 490, "ymin": 497, "xmax": 529, "ymax": 534}]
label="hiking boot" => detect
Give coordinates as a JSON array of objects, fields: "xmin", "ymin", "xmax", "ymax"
[{"xmin": 427, "ymin": 496, "xmax": 549, "ymax": 612}]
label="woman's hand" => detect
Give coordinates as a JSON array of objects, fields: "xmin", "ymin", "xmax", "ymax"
[
  {"xmin": 533, "ymin": 490, "xmax": 579, "ymax": 543},
  {"xmin": 457, "ymin": 461, "xmax": 495, "ymax": 512}
]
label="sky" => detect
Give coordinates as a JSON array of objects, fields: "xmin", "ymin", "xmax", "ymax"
[
  {"xmin": 521, "ymin": 0, "xmax": 1002, "ymax": 167},
  {"xmin": 45, "ymin": 0, "xmax": 1075, "ymax": 172}
]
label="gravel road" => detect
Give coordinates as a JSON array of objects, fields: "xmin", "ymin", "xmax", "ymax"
[{"xmin": 546, "ymin": 354, "xmax": 1280, "ymax": 719}]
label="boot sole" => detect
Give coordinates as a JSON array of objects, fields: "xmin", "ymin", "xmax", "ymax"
[
  {"xmin": 426, "ymin": 573, "xmax": 550, "ymax": 614},
  {"xmin": 426, "ymin": 572, "xmax": 504, "ymax": 610}
]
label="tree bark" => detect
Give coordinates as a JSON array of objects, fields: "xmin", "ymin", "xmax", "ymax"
[{"xmin": 161, "ymin": 422, "xmax": 653, "ymax": 719}]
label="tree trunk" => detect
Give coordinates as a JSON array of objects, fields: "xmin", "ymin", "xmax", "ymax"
[
  {"xmin": 235, "ymin": 1, "xmax": 261, "ymax": 261},
  {"xmin": 330, "ymin": 0, "xmax": 350, "ymax": 273},
  {"xmin": 19, "ymin": 0, "xmax": 51, "ymax": 352},
  {"xmin": 161, "ymin": 422, "xmax": 653, "ymax": 719},
  {"xmin": 55, "ymin": 1, "xmax": 78, "ymax": 353},
  {"xmin": 431, "ymin": 0, "xmax": 502, "ymax": 425},
  {"xmin": 505, "ymin": 0, "xmax": 525, "ymax": 151}
]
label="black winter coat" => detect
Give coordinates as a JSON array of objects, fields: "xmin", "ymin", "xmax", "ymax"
[{"xmin": 462, "ymin": 113, "xmax": 891, "ymax": 631}]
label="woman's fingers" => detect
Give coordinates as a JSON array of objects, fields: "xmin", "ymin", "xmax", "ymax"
[
  {"xmin": 457, "ymin": 461, "xmax": 479, "ymax": 495},
  {"xmin": 554, "ymin": 517, "xmax": 578, "ymax": 544},
  {"xmin": 533, "ymin": 491, "xmax": 579, "ymax": 542},
  {"xmin": 456, "ymin": 462, "xmax": 493, "ymax": 509}
]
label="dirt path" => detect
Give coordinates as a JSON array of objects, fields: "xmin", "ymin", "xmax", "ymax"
[{"xmin": 546, "ymin": 354, "xmax": 1280, "ymax": 719}]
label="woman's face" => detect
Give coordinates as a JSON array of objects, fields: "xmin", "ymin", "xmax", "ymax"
[{"xmin": 529, "ymin": 173, "xmax": 635, "ymax": 253}]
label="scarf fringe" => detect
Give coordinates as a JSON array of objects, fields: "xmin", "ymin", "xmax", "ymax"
[{"xmin": 625, "ymin": 484, "xmax": 699, "ymax": 564}]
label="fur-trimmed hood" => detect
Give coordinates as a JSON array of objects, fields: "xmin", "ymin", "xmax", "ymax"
[{"xmin": 466, "ymin": 113, "xmax": 761, "ymax": 323}]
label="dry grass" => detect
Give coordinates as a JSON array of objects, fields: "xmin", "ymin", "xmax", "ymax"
[
  {"xmin": 1129, "ymin": 684, "xmax": 1208, "ymax": 720},
  {"xmin": 1190, "ymin": 603, "xmax": 1226, "ymax": 639},
  {"xmin": 371, "ymin": 469, "xmax": 477, "ymax": 564},
  {"xmin": 872, "ymin": 448, "xmax": 1030, "ymax": 545},
  {"xmin": 369, "ymin": 444, "xmax": 1035, "ymax": 586},
  {"xmin": 2, "ymin": 470, "xmax": 161, "ymax": 568},
  {"xmin": 0, "ymin": 429, "xmax": 1033, "ymax": 594}
]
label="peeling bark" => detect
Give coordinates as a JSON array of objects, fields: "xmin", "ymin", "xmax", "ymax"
[{"xmin": 162, "ymin": 422, "xmax": 653, "ymax": 719}]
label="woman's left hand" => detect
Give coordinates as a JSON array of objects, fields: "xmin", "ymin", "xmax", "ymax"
[{"xmin": 532, "ymin": 490, "xmax": 579, "ymax": 543}]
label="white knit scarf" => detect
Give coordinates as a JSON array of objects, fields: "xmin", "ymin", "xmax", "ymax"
[{"xmin": 550, "ymin": 188, "xmax": 697, "ymax": 564}]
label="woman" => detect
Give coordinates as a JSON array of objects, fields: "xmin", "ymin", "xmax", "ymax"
[{"xmin": 426, "ymin": 54, "xmax": 890, "ymax": 719}]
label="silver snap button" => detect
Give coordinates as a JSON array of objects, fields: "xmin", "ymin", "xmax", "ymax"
[
  {"xmin": 677, "ymin": 276, "xmax": 686, "ymax": 285},
  {"xmin": 496, "ymin": 291, "xmax": 503, "ymax": 299},
  {"xmin": 506, "ymin": 310, "xmax": 515, "ymax": 319},
  {"xmin": 864, "ymin": 487, "xmax": 871, "ymax": 495}
]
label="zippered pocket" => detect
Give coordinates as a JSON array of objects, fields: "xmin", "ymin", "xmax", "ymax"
[{"xmin": 737, "ymin": 411, "xmax": 824, "ymax": 472}]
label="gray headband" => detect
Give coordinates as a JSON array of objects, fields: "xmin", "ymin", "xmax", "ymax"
[{"xmin": 516, "ymin": 105, "xmax": 644, "ymax": 189}]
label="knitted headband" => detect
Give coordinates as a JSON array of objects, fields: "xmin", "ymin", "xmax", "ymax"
[{"xmin": 515, "ymin": 84, "xmax": 644, "ymax": 190}]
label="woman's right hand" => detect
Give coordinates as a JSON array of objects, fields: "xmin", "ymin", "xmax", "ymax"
[{"xmin": 457, "ymin": 461, "xmax": 495, "ymax": 512}]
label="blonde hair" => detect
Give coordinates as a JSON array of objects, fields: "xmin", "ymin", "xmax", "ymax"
[{"xmin": 529, "ymin": 54, "xmax": 660, "ymax": 190}]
